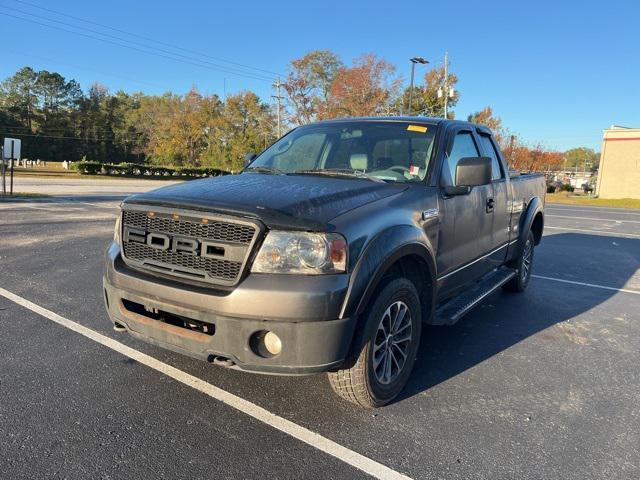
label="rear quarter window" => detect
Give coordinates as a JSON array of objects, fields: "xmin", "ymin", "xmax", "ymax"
[{"xmin": 478, "ymin": 134, "xmax": 504, "ymax": 180}]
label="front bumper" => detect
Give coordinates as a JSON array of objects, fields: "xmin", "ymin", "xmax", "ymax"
[{"xmin": 103, "ymin": 242, "xmax": 356, "ymax": 374}]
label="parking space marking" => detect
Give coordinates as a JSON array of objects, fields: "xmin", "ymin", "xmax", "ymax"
[
  {"xmin": 546, "ymin": 214, "xmax": 640, "ymax": 224},
  {"xmin": 0, "ymin": 287, "xmax": 411, "ymax": 480},
  {"xmin": 533, "ymin": 275, "xmax": 640, "ymax": 295},
  {"xmin": 544, "ymin": 226, "xmax": 640, "ymax": 238},
  {"xmin": 546, "ymin": 205, "xmax": 640, "ymax": 215}
]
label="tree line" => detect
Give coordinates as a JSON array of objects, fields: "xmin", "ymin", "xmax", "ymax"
[{"xmin": 0, "ymin": 51, "xmax": 593, "ymax": 172}]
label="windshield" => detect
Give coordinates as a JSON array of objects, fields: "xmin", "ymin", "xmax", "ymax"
[{"xmin": 246, "ymin": 121, "xmax": 437, "ymax": 183}]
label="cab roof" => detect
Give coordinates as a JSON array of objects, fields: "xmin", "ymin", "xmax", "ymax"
[{"xmin": 313, "ymin": 116, "xmax": 479, "ymax": 129}]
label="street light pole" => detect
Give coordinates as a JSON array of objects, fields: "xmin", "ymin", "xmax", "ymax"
[
  {"xmin": 408, "ymin": 61, "xmax": 416, "ymax": 116},
  {"xmin": 408, "ymin": 56, "xmax": 428, "ymax": 116}
]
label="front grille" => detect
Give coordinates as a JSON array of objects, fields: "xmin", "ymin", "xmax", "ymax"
[
  {"xmin": 123, "ymin": 242, "xmax": 242, "ymax": 280},
  {"xmin": 120, "ymin": 206, "xmax": 260, "ymax": 287},
  {"xmin": 122, "ymin": 210, "xmax": 255, "ymax": 245}
]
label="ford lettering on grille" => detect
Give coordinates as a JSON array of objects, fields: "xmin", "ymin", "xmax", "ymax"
[{"xmin": 120, "ymin": 206, "xmax": 260, "ymax": 287}]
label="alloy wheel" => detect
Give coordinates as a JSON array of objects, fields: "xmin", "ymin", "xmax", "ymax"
[{"xmin": 372, "ymin": 301, "xmax": 413, "ymax": 385}]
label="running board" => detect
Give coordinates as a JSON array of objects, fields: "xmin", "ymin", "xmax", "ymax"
[{"xmin": 433, "ymin": 268, "xmax": 517, "ymax": 325}]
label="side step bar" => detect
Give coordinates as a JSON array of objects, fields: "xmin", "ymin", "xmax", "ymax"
[{"xmin": 433, "ymin": 268, "xmax": 517, "ymax": 325}]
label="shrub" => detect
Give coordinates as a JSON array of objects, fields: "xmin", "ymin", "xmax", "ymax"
[
  {"xmin": 175, "ymin": 166, "xmax": 230, "ymax": 177},
  {"xmin": 72, "ymin": 161, "xmax": 230, "ymax": 178},
  {"xmin": 71, "ymin": 161, "xmax": 102, "ymax": 174}
]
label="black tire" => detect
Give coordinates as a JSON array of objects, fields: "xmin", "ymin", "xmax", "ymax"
[
  {"xmin": 504, "ymin": 230, "xmax": 535, "ymax": 292},
  {"xmin": 328, "ymin": 277, "xmax": 421, "ymax": 408}
]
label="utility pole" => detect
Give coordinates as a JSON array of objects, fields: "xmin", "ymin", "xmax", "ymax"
[
  {"xmin": 437, "ymin": 52, "xmax": 454, "ymax": 118},
  {"xmin": 509, "ymin": 134, "xmax": 516, "ymax": 166},
  {"xmin": 271, "ymin": 77, "xmax": 283, "ymax": 138},
  {"xmin": 443, "ymin": 52, "xmax": 449, "ymax": 119}
]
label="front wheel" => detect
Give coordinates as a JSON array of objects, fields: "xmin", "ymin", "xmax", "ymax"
[
  {"xmin": 504, "ymin": 230, "xmax": 535, "ymax": 292},
  {"xmin": 328, "ymin": 278, "xmax": 421, "ymax": 408}
]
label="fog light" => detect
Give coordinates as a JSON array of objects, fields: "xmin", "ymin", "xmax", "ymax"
[
  {"xmin": 250, "ymin": 330, "xmax": 282, "ymax": 358},
  {"xmin": 264, "ymin": 331, "xmax": 282, "ymax": 355}
]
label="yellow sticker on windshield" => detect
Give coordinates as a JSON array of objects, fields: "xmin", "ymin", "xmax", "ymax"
[{"xmin": 407, "ymin": 125, "xmax": 428, "ymax": 133}]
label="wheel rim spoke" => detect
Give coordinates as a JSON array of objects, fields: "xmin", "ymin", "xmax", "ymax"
[
  {"xmin": 384, "ymin": 349, "xmax": 393, "ymax": 383},
  {"xmin": 373, "ymin": 347, "xmax": 386, "ymax": 369},
  {"xmin": 392, "ymin": 333, "xmax": 412, "ymax": 345},
  {"xmin": 522, "ymin": 240, "xmax": 532, "ymax": 279}
]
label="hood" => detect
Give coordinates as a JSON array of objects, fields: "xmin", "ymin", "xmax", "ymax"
[{"xmin": 124, "ymin": 172, "xmax": 407, "ymax": 230}]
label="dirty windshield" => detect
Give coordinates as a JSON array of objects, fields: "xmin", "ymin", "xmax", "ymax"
[{"xmin": 247, "ymin": 122, "xmax": 436, "ymax": 183}]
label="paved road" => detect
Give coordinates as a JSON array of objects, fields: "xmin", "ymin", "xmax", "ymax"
[
  {"xmin": 1, "ymin": 196, "xmax": 639, "ymax": 479},
  {"xmin": 12, "ymin": 175, "xmax": 182, "ymax": 198}
]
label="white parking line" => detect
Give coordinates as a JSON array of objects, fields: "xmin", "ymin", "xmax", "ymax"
[
  {"xmin": 0, "ymin": 287, "xmax": 411, "ymax": 480},
  {"xmin": 546, "ymin": 214, "xmax": 640, "ymax": 224},
  {"xmin": 544, "ymin": 226, "xmax": 640, "ymax": 238},
  {"xmin": 532, "ymin": 275, "xmax": 640, "ymax": 295},
  {"xmin": 546, "ymin": 204, "xmax": 640, "ymax": 215}
]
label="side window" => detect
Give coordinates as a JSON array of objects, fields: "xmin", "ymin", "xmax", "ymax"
[
  {"xmin": 478, "ymin": 133, "xmax": 504, "ymax": 180},
  {"xmin": 443, "ymin": 131, "xmax": 479, "ymax": 185}
]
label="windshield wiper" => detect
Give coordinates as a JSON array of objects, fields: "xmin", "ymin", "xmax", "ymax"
[
  {"xmin": 244, "ymin": 165, "xmax": 286, "ymax": 175},
  {"xmin": 291, "ymin": 168, "xmax": 385, "ymax": 183}
]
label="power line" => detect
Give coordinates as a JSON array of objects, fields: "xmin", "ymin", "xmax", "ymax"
[
  {"xmin": 11, "ymin": 0, "xmax": 284, "ymax": 78},
  {"xmin": 0, "ymin": 47, "xmax": 172, "ymax": 91},
  {"xmin": 0, "ymin": 131, "xmax": 140, "ymax": 141},
  {"xmin": 2, "ymin": 125, "xmax": 133, "ymax": 135},
  {"xmin": 0, "ymin": 4, "xmax": 276, "ymax": 82},
  {"xmin": 0, "ymin": 10, "xmax": 275, "ymax": 83}
]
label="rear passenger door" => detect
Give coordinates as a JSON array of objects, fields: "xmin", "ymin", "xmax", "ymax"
[
  {"xmin": 437, "ymin": 127, "xmax": 495, "ymax": 298},
  {"xmin": 477, "ymin": 130, "xmax": 510, "ymax": 268}
]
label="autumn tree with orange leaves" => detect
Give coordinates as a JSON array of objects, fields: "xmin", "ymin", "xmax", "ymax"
[
  {"xmin": 320, "ymin": 54, "xmax": 401, "ymax": 118},
  {"xmin": 0, "ymin": 59, "xmax": 583, "ymax": 172},
  {"xmin": 282, "ymin": 50, "xmax": 342, "ymax": 124}
]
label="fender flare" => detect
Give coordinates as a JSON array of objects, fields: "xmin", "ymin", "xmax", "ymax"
[
  {"xmin": 337, "ymin": 225, "xmax": 437, "ymax": 368},
  {"xmin": 518, "ymin": 196, "xmax": 544, "ymax": 246},
  {"xmin": 340, "ymin": 225, "xmax": 437, "ymax": 320}
]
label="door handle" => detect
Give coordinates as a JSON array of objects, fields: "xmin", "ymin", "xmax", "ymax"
[{"xmin": 486, "ymin": 198, "xmax": 495, "ymax": 213}]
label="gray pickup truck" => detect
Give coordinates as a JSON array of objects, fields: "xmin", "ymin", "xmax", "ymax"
[{"xmin": 104, "ymin": 117, "xmax": 545, "ymax": 408}]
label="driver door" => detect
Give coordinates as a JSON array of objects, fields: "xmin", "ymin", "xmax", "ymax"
[{"xmin": 437, "ymin": 128, "xmax": 496, "ymax": 299}]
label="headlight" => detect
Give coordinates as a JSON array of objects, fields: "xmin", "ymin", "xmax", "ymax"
[
  {"xmin": 251, "ymin": 231, "xmax": 347, "ymax": 274},
  {"xmin": 113, "ymin": 214, "xmax": 122, "ymax": 245}
]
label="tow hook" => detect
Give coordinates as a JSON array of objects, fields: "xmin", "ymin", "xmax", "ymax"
[{"xmin": 113, "ymin": 322, "xmax": 127, "ymax": 332}]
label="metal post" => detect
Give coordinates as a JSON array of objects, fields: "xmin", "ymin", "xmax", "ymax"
[
  {"xmin": 408, "ymin": 61, "xmax": 416, "ymax": 116},
  {"xmin": 509, "ymin": 135, "xmax": 516, "ymax": 166},
  {"xmin": 272, "ymin": 77, "xmax": 283, "ymax": 138},
  {"xmin": 10, "ymin": 158, "xmax": 14, "ymax": 195},
  {"xmin": 443, "ymin": 52, "xmax": 449, "ymax": 119},
  {"xmin": 407, "ymin": 57, "xmax": 428, "ymax": 117},
  {"xmin": 1, "ymin": 146, "xmax": 5, "ymax": 196}
]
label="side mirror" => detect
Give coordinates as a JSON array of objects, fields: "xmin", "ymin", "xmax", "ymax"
[
  {"xmin": 244, "ymin": 153, "xmax": 257, "ymax": 167},
  {"xmin": 456, "ymin": 156, "xmax": 491, "ymax": 186},
  {"xmin": 443, "ymin": 156, "xmax": 492, "ymax": 196}
]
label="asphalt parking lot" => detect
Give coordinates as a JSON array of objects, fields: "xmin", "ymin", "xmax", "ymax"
[{"xmin": 1, "ymin": 184, "xmax": 639, "ymax": 479}]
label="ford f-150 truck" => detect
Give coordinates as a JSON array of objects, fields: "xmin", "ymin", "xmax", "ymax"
[{"xmin": 104, "ymin": 117, "xmax": 545, "ymax": 408}]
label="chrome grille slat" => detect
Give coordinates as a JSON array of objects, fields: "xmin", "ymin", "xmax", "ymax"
[
  {"xmin": 122, "ymin": 210, "xmax": 254, "ymax": 245},
  {"xmin": 123, "ymin": 242, "xmax": 241, "ymax": 279},
  {"xmin": 120, "ymin": 206, "xmax": 259, "ymax": 287}
]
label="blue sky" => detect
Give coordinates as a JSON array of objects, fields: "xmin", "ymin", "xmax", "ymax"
[{"xmin": 0, "ymin": 0, "xmax": 637, "ymax": 151}]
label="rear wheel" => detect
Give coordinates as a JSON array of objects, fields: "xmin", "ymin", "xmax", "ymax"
[
  {"xmin": 504, "ymin": 230, "xmax": 535, "ymax": 292},
  {"xmin": 328, "ymin": 278, "xmax": 421, "ymax": 408}
]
